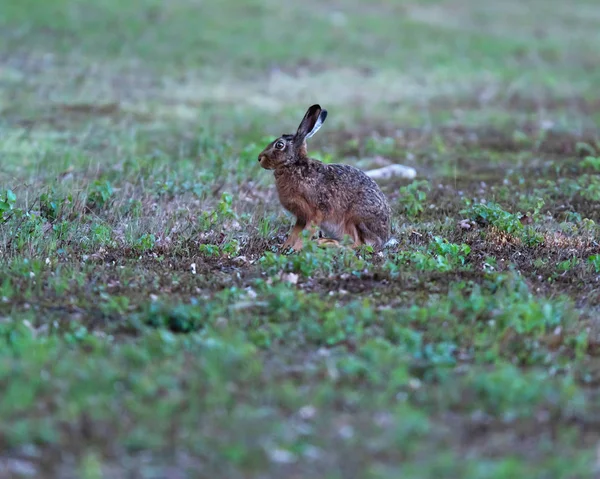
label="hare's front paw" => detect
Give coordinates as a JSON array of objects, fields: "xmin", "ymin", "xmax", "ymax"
[
  {"xmin": 279, "ymin": 243, "xmax": 292, "ymax": 253},
  {"xmin": 279, "ymin": 236, "xmax": 295, "ymax": 253},
  {"xmin": 280, "ymin": 237, "xmax": 304, "ymax": 252}
]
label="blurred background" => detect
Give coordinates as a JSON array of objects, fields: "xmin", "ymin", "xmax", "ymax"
[{"xmin": 2, "ymin": 0, "xmax": 599, "ymax": 154}]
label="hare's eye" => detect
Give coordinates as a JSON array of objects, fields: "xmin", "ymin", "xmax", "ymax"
[{"xmin": 275, "ymin": 140, "xmax": 286, "ymax": 150}]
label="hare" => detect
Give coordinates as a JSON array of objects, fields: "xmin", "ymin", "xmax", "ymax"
[{"xmin": 258, "ymin": 104, "xmax": 391, "ymax": 251}]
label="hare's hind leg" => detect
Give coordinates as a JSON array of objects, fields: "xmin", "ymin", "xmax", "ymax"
[
  {"xmin": 317, "ymin": 238, "xmax": 340, "ymax": 247},
  {"xmin": 347, "ymin": 222, "xmax": 364, "ymax": 248},
  {"xmin": 316, "ymin": 219, "xmax": 351, "ymax": 248},
  {"xmin": 356, "ymin": 222, "xmax": 384, "ymax": 248},
  {"xmin": 317, "ymin": 223, "xmax": 361, "ymax": 249}
]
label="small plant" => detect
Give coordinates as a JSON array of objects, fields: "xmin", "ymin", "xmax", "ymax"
[
  {"xmin": 564, "ymin": 211, "xmax": 582, "ymax": 223},
  {"xmin": 258, "ymin": 217, "xmax": 272, "ymax": 238},
  {"xmin": 135, "ymin": 233, "xmax": 156, "ymax": 252},
  {"xmin": 556, "ymin": 258, "xmax": 579, "ymax": 273},
  {"xmin": 578, "ymin": 174, "xmax": 600, "ymax": 201},
  {"xmin": 429, "ymin": 236, "xmax": 471, "ymax": 266},
  {"xmin": 52, "ymin": 221, "xmax": 72, "ymax": 241},
  {"xmin": 197, "ymin": 192, "xmax": 238, "ymax": 232},
  {"xmin": 588, "ymin": 255, "xmax": 600, "ymax": 273},
  {"xmin": 463, "ymin": 201, "xmax": 523, "ymax": 234},
  {"xmin": 87, "ymin": 180, "xmax": 113, "ymax": 210},
  {"xmin": 581, "ymin": 156, "xmax": 600, "ymax": 172},
  {"xmin": 143, "ymin": 301, "xmax": 207, "ymax": 333},
  {"xmin": 90, "ymin": 223, "xmax": 113, "ymax": 246},
  {"xmin": 221, "ymin": 239, "xmax": 240, "ymax": 257},
  {"xmin": 198, "ymin": 210, "xmax": 218, "ymax": 231},
  {"xmin": 259, "ymin": 236, "xmax": 369, "ymax": 278},
  {"xmin": 121, "ymin": 199, "xmax": 143, "ymax": 217},
  {"xmin": 40, "ymin": 189, "xmax": 71, "ymax": 222},
  {"xmin": 462, "ymin": 200, "xmax": 543, "ymax": 246},
  {"xmin": 0, "ymin": 189, "xmax": 17, "ymax": 222},
  {"xmin": 199, "ymin": 244, "xmax": 220, "ymax": 257},
  {"xmin": 385, "ymin": 237, "xmax": 471, "ymax": 274},
  {"xmin": 198, "ymin": 239, "xmax": 240, "ymax": 258},
  {"xmin": 398, "ymin": 180, "xmax": 430, "ymax": 219},
  {"xmin": 216, "ymin": 192, "xmax": 235, "ymax": 219},
  {"xmin": 576, "ymin": 142, "xmax": 596, "ymax": 157},
  {"xmin": 153, "ymin": 179, "xmax": 178, "ymax": 198}
]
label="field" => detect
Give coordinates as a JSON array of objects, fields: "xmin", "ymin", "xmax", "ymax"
[{"xmin": 1, "ymin": 0, "xmax": 600, "ymax": 477}]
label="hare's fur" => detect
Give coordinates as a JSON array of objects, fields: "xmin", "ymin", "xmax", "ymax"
[{"xmin": 258, "ymin": 104, "xmax": 391, "ymax": 251}]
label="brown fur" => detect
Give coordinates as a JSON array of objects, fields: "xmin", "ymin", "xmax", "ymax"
[{"xmin": 258, "ymin": 104, "xmax": 391, "ymax": 251}]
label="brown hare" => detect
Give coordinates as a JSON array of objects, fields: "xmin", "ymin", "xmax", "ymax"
[{"xmin": 258, "ymin": 104, "xmax": 391, "ymax": 251}]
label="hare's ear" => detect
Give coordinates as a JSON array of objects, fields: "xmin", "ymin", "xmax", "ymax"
[
  {"xmin": 295, "ymin": 104, "xmax": 328, "ymax": 145},
  {"xmin": 306, "ymin": 109, "xmax": 327, "ymax": 139}
]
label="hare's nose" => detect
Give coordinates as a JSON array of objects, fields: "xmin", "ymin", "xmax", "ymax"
[{"xmin": 257, "ymin": 155, "xmax": 263, "ymax": 163}]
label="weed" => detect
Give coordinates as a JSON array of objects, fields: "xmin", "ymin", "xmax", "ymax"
[
  {"xmin": 199, "ymin": 244, "xmax": 221, "ymax": 257},
  {"xmin": 556, "ymin": 258, "xmax": 579, "ymax": 272},
  {"xmin": 142, "ymin": 301, "xmax": 208, "ymax": 333},
  {"xmin": 90, "ymin": 223, "xmax": 114, "ymax": 247},
  {"xmin": 588, "ymin": 255, "xmax": 600, "ymax": 273},
  {"xmin": 462, "ymin": 200, "xmax": 544, "ymax": 246},
  {"xmin": 581, "ymin": 156, "xmax": 600, "ymax": 172},
  {"xmin": 135, "ymin": 233, "xmax": 156, "ymax": 252},
  {"xmin": 86, "ymin": 180, "xmax": 114, "ymax": 210},
  {"xmin": 429, "ymin": 236, "xmax": 471, "ymax": 266},
  {"xmin": 0, "ymin": 189, "xmax": 17, "ymax": 221},
  {"xmin": 398, "ymin": 180, "xmax": 430, "ymax": 219},
  {"xmin": 40, "ymin": 190, "xmax": 64, "ymax": 222}
]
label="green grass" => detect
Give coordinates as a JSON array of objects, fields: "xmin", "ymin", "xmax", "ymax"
[{"xmin": 1, "ymin": 0, "xmax": 600, "ymax": 477}]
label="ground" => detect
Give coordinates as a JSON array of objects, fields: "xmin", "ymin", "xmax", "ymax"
[{"xmin": 1, "ymin": 0, "xmax": 600, "ymax": 477}]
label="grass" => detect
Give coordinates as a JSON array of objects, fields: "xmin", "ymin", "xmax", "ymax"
[{"xmin": 1, "ymin": 0, "xmax": 600, "ymax": 477}]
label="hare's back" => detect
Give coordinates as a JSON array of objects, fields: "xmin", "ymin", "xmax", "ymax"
[{"xmin": 327, "ymin": 164, "xmax": 387, "ymax": 200}]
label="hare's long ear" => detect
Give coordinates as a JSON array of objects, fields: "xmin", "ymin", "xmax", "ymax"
[
  {"xmin": 294, "ymin": 104, "xmax": 327, "ymax": 145},
  {"xmin": 306, "ymin": 109, "xmax": 327, "ymax": 139}
]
